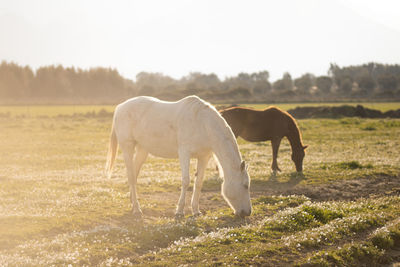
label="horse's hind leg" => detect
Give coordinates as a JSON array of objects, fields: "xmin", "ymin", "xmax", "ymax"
[
  {"xmin": 271, "ymin": 137, "xmax": 282, "ymax": 175},
  {"xmin": 176, "ymin": 149, "xmax": 190, "ymax": 219},
  {"xmin": 120, "ymin": 141, "xmax": 142, "ymax": 219},
  {"xmin": 191, "ymin": 154, "xmax": 211, "ymax": 216},
  {"xmin": 130, "ymin": 147, "xmax": 148, "ymax": 216},
  {"xmin": 133, "ymin": 146, "xmax": 148, "ymax": 178}
]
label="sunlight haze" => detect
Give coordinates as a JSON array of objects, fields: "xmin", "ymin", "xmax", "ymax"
[
  {"xmin": 2, "ymin": 1, "xmax": 400, "ymax": 265},
  {"xmin": 1, "ymin": 0, "xmax": 400, "ymax": 80}
]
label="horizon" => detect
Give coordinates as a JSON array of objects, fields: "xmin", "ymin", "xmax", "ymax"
[{"xmin": 1, "ymin": 60, "xmax": 398, "ymax": 82}]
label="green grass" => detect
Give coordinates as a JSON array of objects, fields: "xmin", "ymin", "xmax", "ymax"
[
  {"xmin": 302, "ymin": 218, "xmax": 400, "ymax": 266},
  {"xmin": 0, "ymin": 104, "xmax": 400, "ymax": 266}
]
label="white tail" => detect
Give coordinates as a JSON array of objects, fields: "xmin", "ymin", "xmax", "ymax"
[{"xmin": 105, "ymin": 121, "xmax": 118, "ymax": 178}]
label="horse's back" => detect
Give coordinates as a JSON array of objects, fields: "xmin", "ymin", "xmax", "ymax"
[
  {"xmin": 221, "ymin": 107, "xmax": 291, "ymax": 141},
  {"xmin": 116, "ymin": 95, "xmax": 207, "ymax": 116},
  {"xmin": 113, "ymin": 96, "xmax": 215, "ymax": 158}
]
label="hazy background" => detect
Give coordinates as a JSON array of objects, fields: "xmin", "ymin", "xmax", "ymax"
[{"xmin": 1, "ymin": 0, "xmax": 400, "ymax": 81}]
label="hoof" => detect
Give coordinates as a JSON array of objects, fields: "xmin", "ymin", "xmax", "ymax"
[
  {"xmin": 175, "ymin": 213, "xmax": 184, "ymax": 221},
  {"xmin": 234, "ymin": 213, "xmax": 246, "ymax": 220},
  {"xmin": 132, "ymin": 211, "xmax": 143, "ymax": 220},
  {"xmin": 193, "ymin": 211, "xmax": 203, "ymax": 217},
  {"xmin": 296, "ymin": 172, "xmax": 305, "ymax": 179},
  {"xmin": 290, "ymin": 172, "xmax": 304, "ymax": 180}
]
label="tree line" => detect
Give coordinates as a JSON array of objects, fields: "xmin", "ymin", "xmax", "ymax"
[{"xmin": 1, "ymin": 61, "xmax": 400, "ymax": 104}]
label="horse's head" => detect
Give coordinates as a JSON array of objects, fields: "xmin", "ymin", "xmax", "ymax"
[
  {"xmin": 221, "ymin": 161, "xmax": 252, "ymax": 217},
  {"xmin": 292, "ymin": 145, "xmax": 308, "ymax": 172}
]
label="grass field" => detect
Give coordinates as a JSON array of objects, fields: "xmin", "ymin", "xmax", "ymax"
[
  {"xmin": 1, "ymin": 103, "xmax": 400, "ymax": 266},
  {"xmin": 0, "ymin": 101, "xmax": 399, "ymax": 117}
]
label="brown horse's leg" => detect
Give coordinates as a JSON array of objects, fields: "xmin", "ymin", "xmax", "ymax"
[{"xmin": 271, "ymin": 137, "xmax": 282, "ymax": 173}]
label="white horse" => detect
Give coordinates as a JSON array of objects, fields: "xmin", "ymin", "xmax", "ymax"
[{"xmin": 105, "ymin": 95, "xmax": 252, "ymax": 219}]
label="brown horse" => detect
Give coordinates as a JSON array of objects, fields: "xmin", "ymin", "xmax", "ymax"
[{"xmin": 220, "ymin": 106, "xmax": 307, "ymax": 173}]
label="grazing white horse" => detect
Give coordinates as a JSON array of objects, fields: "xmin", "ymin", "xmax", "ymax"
[{"xmin": 105, "ymin": 95, "xmax": 252, "ymax": 218}]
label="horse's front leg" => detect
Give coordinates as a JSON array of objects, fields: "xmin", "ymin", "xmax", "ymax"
[
  {"xmin": 176, "ymin": 149, "xmax": 190, "ymax": 219},
  {"xmin": 271, "ymin": 137, "xmax": 282, "ymax": 175},
  {"xmin": 191, "ymin": 154, "xmax": 210, "ymax": 216}
]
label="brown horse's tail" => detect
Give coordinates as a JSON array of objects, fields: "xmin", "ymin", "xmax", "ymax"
[{"xmin": 105, "ymin": 120, "xmax": 118, "ymax": 178}]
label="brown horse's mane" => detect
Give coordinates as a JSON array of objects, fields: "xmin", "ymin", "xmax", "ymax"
[
  {"xmin": 285, "ymin": 110, "xmax": 305, "ymax": 149},
  {"xmin": 268, "ymin": 106, "xmax": 305, "ymax": 149}
]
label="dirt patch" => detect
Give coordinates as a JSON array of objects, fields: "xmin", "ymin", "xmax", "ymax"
[
  {"xmin": 135, "ymin": 174, "xmax": 400, "ymax": 219},
  {"xmin": 284, "ymin": 174, "xmax": 400, "ymax": 201},
  {"xmin": 287, "ymin": 105, "xmax": 400, "ymax": 119}
]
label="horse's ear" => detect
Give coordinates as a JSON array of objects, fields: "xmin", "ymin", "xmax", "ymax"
[
  {"xmin": 303, "ymin": 145, "xmax": 308, "ymax": 150},
  {"xmin": 240, "ymin": 161, "xmax": 246, "ymax": 172}
]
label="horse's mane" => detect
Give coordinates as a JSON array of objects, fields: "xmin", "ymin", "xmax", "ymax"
[
  {"xmin": 182, "ymin": 96, "xmax": 241, "ymax": 177},
  {"xmin": 280, "ymin": 108, "xmax": 305, "ymax": 148},
  {"xmin": 264, "ymin": 106, "xmax": 305, "ymax": 147},
  {"xmin": 182, "ymin": 96, "xmax": 235, "ymax": 140}
]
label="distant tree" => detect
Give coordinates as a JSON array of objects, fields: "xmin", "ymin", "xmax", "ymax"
[
  {"xmin": 3, "ymin": 60, "xmax": 400, "ymax": 103},
  {"xmin": 138, "ymin": 84, "xmax": 155, "ymax": 95},
  {"xmin": 357, "ymin": 74, "xmax": 376, "ymax": 95},
  {"xmin": 223, "ymin": 73, "xmax": 251, "ymax": 93},
  {"xmin": 273, "ymin": 72, "xmax": 293, "ymax": 91},
  {"xmin": 184, "ymin": 82, "xmax": 200, "ymax": 95},
  {"xmin": 235, "ymin": 72, "xmax": 253, "ymax": 89},
  {"xmin": 377, "ymin": 74, "xmax": 397, "ymax": 93},
  {"xmin": 87, "ymin": 67, "xmax": 127, "ymax": 98},
  {"xmin": 183, "ymin": 72, "xmax": 220, "ymax": 92},
  {"xmin": 294, "ymin": 73, "xmax": 314, "ymax": 94},
  {"xmin": 315, "ymin": 76, "xmax": 333, "ymax": 95},
  {"xmin": 338, "ymin": 77, "xmax": 353, "ymax": 95},
  {"xmin": 32, "ymin": 66, "xmax": 57, "ymax": 97},
  {"xmin": 228, "ymin": 87, "xmax": 252, "ymax": 98},
  {"xmin": 0, "ymin": 61, "xmax": 34, "ymax": 98},
  {"xmin": 328, "ymin": 63, "xmax": 341, "ymax": 80},
  {"xmin": 251, "ymin": 71, "xmax": 269, "ymax": 82},
  {"xmin": 328, "ymin": 62, "xmax": 400, "ymax": 96},
  {"xmin": 136, "ymin": 72, "xmax": 176, "ymax": 96},
  {"xmin": 251, "ymin": 71, "xmax": 271, "ymax": 95},
  {"xmin": 329, "ymin": 63, "xmax": 352, "ymax": 95}
]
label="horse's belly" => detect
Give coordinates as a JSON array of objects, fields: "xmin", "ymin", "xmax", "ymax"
[
  {"xmin": 244, "ymin": 136, "xmax": 270, "ymax": 142},
  {"xmin": 135, "ymin": 131, "xmax": 210, "ymax": 159},
  {"xmin": 135, "ymin": 133, "xmax": 179, "ymax": 158},
  {"xmin": 142, "ymin": 142, "xmax": 179, "ymax": 158},
  {"xmin": 241, "ymin": 130, "xmax": 271, "ymax": 142}
]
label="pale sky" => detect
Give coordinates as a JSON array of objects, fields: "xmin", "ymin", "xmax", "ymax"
[{"xmin": 1, "ymin": 0, "xmax": 400, "ymax": 81}]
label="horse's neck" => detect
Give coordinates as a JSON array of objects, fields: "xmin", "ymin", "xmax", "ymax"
[
  {"xmin": 286, "ymin": 121, "xmax": 303, "ymax": 151},
  {"xmin": 211, "ymin": 127, "xmax": 241, "ymax": 178},
  {"xmin": 213, "ymin": 143, "xmax": 241, "ymax": 178}
]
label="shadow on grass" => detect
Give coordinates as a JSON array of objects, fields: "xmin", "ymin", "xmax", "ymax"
[
  {"xmin": 252, "ymin": 172, "xmax": 306, "ymax": 192},
  {"xmin": 115, "ymin": 206, "xmax": 251, "ymax": 233},
  {"xmin": 186, "ymin": 213, "xmax": 251, "ymax": 230}
]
